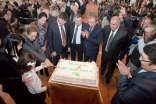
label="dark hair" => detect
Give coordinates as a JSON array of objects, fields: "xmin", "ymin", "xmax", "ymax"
[
  {"xmin": 143, "ymin": 43, "xmax": 156, "ymax": 65},
  {"xmin": 0, "ymin": 11, "xmax": 7, "ymax": 21},
  {"xmin": 76, "ymin": 13, "xmax": 82, "ymax": 18},
  {"xmin": 17, "ymin": 52, "xmax": 36, "ymax": 75},
  {"xmin": 25, "ymin": 25, "xmax": 38, "ymax": 34},
  {"xmin": 38, "ymin": 12, "xmax": 47, "ymax": 19},
  {"xmin": 58, "ymin": 12, "xmax": 68, "ymax": 21},
  {"xmin": 0, "ymin": 34, "xmax": 25, "ymax": 57},
  {"xmin": 6, "ymin": 1, "xmax": 10, "ymax": 4},
  {"xmin": 13, "ymin": 1, "xmax": 19, "ymax": 7}
]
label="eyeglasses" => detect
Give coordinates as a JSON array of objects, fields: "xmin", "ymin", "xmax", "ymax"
[
  {"xmin": 140, "ymin": 54, "xmax": 150, "ymax": 62},
  {"xmin": 140, "ymin": 60, "xmax": 150, "ymax": 62}
]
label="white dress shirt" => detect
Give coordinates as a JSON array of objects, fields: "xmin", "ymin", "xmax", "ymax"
[
  {"xmin": 22, "ymin": 66, "xmax": 47, "ymax": 94},
  {"xmin": 57, "ymin": 20, "xmax": 66, "ymax": 46},
  {"xmin": 105, "ymin": 27, "xmax": 119, "ymax": 51},
  {"xmin": 72, "ymin": 24, "xmax": 82, "ymax": 44}
]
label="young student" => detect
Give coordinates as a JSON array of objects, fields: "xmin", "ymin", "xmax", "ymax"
[{"xmin": 17, "ymin": 52, "xmax": 46, "ymax": 104}]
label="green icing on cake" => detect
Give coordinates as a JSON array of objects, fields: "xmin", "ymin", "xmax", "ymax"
[{"xmin": 72, "ymin": 72, "xmax": 80, "ymax": 77}]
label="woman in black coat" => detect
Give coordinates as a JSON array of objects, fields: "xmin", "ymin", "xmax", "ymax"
[{"xmin": 0, "ymin": 34, "xmax": 46, "ymax": 104}]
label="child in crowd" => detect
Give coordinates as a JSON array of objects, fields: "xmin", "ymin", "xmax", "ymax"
[{"xmin": 17, "ymin": 52, "xmax": 47, "ymax": 103}]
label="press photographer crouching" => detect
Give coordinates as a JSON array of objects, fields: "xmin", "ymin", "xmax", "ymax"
[{"xmin": 127, "ymin": 23, "xmax": 156, "ymax": 73}]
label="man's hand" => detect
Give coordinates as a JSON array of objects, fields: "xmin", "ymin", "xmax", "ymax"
[
  {"xmin": 68, "ymin": 48, "xmax": 70, "ymax": 52},
  {"xmin": 120, "ymin": 7, "xmax": 126, "ymax": 14},
  {"xmin": 51, "ymin": 52, "xmax": 57, "ymax": 57},
  {"xmin": 116, "ymin": 60, "xmax": 132, "ymax": 79},
  {"xmin": 85, "ymin": 30, "xmax": 89, "ymax": 38},
  {"xmin": 81, "ymin": 31, "xmax": 86, "ymax": 37},
  {"xmin": 136, "ymin": 31, "xmax": 144, "ymax": 39}
]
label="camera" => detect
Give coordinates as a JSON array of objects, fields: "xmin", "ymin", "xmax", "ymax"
[
  {"xmin": 131, "ymin": 16, "xmax": 142, "ymax": 21},
  {"xmin": 136, "ymin": 27, "xmax": 144, "ymax": 36}
]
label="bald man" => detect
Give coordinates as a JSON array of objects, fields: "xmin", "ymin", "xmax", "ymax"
[{"xmin": 101, "ymin": 16, "xmax": 129, "ymax": 84}]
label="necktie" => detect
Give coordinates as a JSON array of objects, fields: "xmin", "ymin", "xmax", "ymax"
[
  {"xmin": 60, "ymin": 26, "xmax": 66, "ymax": 47},
  {"xmin": 105, "ymin": 30, "xmax": 114, "ymax": 52},
  {"xmin": 39, "ymin": 26, "xmax": 45, "ymax": 46},
  {"xmin": 89, "ymin": 27, "xmax": 92, "ymax": 33},
  {"xmin": 73, "ymin": 26, "xmax": 78, "ymax": 44}
]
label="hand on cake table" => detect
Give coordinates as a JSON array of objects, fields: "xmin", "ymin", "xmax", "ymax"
[
  {"xmin": 45, "ymin": 58, "xmax": 54, "ymax": 67},
  {"xmin": 68, "ymin": 48, "xmax": 70, "ymax": 52},
  {"xmin": 51, "ymin": 52, "xmax": 57, "ymax": 57}
]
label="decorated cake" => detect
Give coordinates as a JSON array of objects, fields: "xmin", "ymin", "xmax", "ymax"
[{"xmin": 51, "ymin": 59, "xmax": 98, "ymax": 87}]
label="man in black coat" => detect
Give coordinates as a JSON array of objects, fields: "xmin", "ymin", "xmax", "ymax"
[
  {"xmin": 101, "ymin": 16, "xmax": 129, "ymax": 84},
  {"xmin": 111, "ymin": 43, "xmax": 156, "ymax": 104},
  {"xmin": 69, "ymin": 14, "xmax": 86, "ymax": 61},
  {"xmin": 48, "ymin": 12, "xmax": 70, "ymax": 66}
]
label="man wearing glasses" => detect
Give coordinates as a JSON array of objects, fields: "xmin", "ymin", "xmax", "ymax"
[
  {"xmin": 111, "ymin": 43, "xmax": 156, "ymax": 104},
  {"xmin": 126, "ymin": 24, "xmax": 156, "ymax": 72}
]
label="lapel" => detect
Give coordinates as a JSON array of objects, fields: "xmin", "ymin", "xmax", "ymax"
[
  {"xmin": 56, "ymin": 21, "xmax": 62, "ymax": 39},
  {"xmin": 89, "ymin": 24, "xmax": 98, "ymax": 37},
  {"xmin": 109, "ymin": 27, "xmax": 122, "ymax": 45},
  {"xmin": 71, "ymin": 23, "xmax": 75, "ymax": 38},
  {"xmin": 105, "ymin": 26, "xmax": 111, "ymax": 44}
]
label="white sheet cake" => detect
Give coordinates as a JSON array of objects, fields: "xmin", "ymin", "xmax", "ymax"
[{"xmin": 51, "ymin": 59, "xmax": 98, "ymax": 87}]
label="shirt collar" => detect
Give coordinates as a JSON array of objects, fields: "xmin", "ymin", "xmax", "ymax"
[{"xmin": 112, "ymin": 27, "xmax": 119, "ymax": 33}]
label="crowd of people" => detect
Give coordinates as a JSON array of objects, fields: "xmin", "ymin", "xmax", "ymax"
[{"xmin": 0, "ymin": 0, "xmax": 156, "ymax": 104}]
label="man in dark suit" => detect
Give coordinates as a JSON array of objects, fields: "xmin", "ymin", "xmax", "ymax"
[
  {"xmin": 48, "ymin": 12, "xmax": 70, "ymax": 66},
  {"xmin": 40, "ymin": 4, "xmax": 57, "ymax": 24},
  {"xmin": 100, "ymin": 16, "xmax": 128, "ymax": 84},
  {"xmin": 82, "ymin": 14, "xmax": 103, "ymax": 62},
  {"xmin": 111, "ymin": 43, "xmax": 156, "ymax": 104},
  {"xmin": 69, "ymin": 14, "xmax": 86, "ymax": 61}
]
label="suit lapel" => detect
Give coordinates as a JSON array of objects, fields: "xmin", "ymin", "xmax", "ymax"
[
  {"xmin": 105, "ymin": 27, "xmax": 111, "ymax": 44},
  {"xmin": 56, "ymin": 22, "xmax": 62, "ymax": 39},
  {"xmin": 109, "ymin": 27, "xmax": 122, "ymax": 45},
  {"xmin": 89, "ymin": 24, "xmax": 98, "ymax": 36},
  {"xmin": 71, "ymin": 23, "xmax": 75, "ymax": 39}
]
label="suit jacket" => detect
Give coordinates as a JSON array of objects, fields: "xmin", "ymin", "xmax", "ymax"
[
  {"xmin": 83, "ymin": 24, "xmax": 103, "ymax": 57},
  {"xmin": 48, "ymin": 21, "xmax": 70, "ymax": 55},
  {"xmin": 69, "ymin": 22, "xmax": 87, "ymax": 50},
  {"xmin": 111, "ymin": 68, "xmax": 156, "ymax": 104},
  {"xmin": 27, "ymin": 10, "xmax": 37, "ymax": 19},
  {"xmin": 102, "ymin": 25, "xmax": 128, "ymax": 58},
  {"xmin": 47, "ymin": 14, "xmax": 57, "ymax": 24},
  {"xmin": 30, "ymin": 21, "xmax": 48, "ymax": 46},
  {"xmin": 21, "ymin": 33, "xmax": 46, "ymax": 63}
]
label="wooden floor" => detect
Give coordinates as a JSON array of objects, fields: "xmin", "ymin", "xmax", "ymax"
[{"xmin": 39, "ymin": 3, "xmax": 123, "ymax": 104}]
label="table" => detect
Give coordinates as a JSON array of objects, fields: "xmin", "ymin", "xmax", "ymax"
[
  {"xmin": 0, "ymin": 84, "xmax": 15, "ymax": 104},
  {"xmin": 48, "ymin": 72, "xmax": 103, "ymax": 104}
]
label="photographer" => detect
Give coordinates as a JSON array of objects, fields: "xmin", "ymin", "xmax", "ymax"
[{"xmin": 127, "ymin": 24, "xmax": 156, "ymax": 73}]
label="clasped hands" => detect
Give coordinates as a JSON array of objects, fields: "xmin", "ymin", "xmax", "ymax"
[
  {"xmin": 81, "ymin": 30, "xmax": 89, "ymax": 38},
  {"xmin": 116, "ymin": 60, "xmax": 132, "ymax": 79}
]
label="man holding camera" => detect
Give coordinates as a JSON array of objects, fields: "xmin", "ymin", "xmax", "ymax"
[{"xmin": 127, "ymin": 23, "xmax": 156, "ymax": 72}]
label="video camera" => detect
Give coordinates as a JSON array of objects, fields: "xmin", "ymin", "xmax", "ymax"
[
  {"xmin": 130, "ymin": 16, "xmax": 142, "ymax": 21},
  {"xmin": 136, "ymin": 26, "xmax": 144, "ymax": 36}
]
